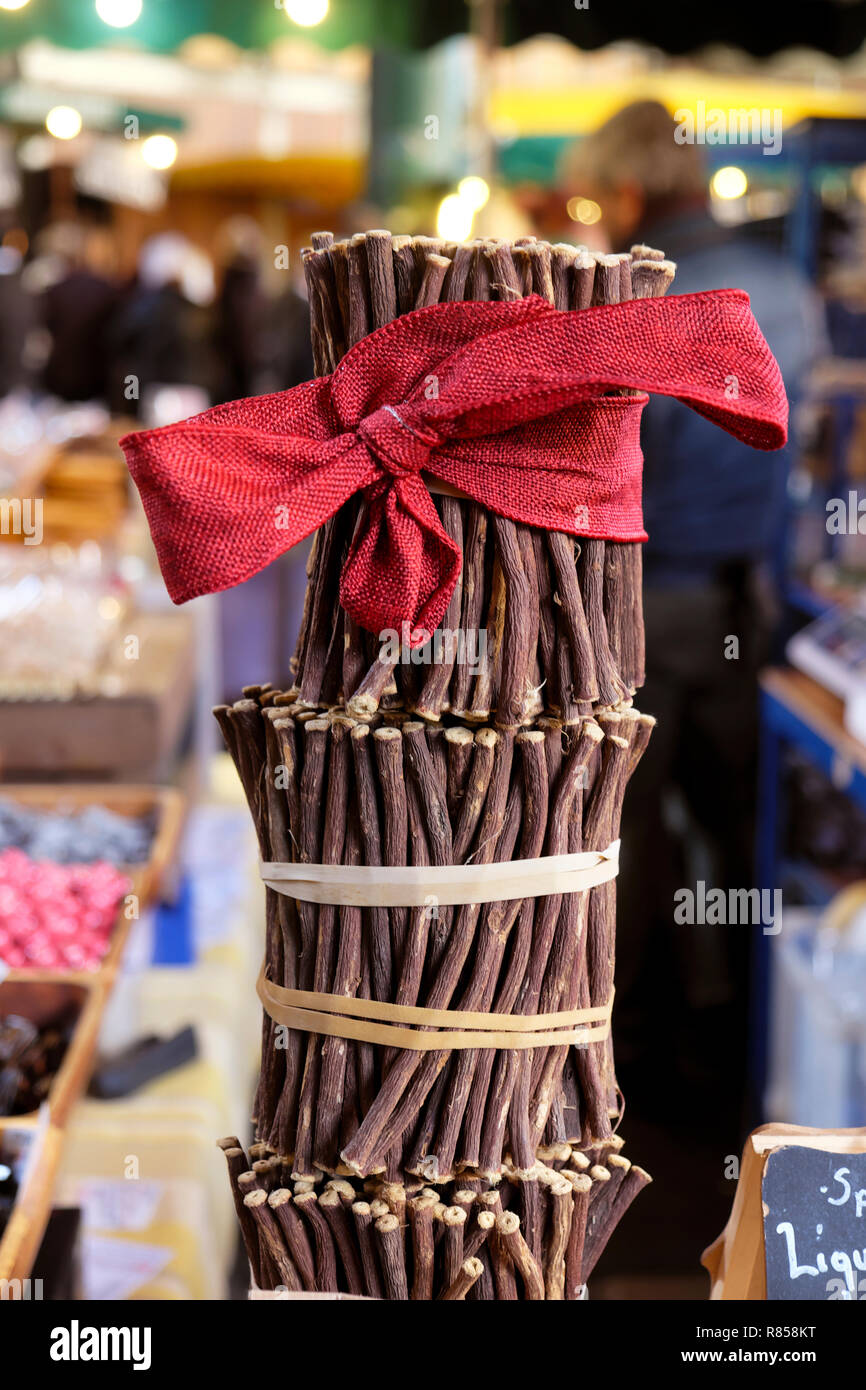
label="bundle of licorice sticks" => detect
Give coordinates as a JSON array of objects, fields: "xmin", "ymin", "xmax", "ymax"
[
  {"xmin": 215, "ymin": 233, "xmax": 663, "ymax": 1294},
  {"xmin": 292, "ymin": 235, "xmax": 674, "ymax": 725},
  {"xmin": 219, "ymin": 1133, "xmax": 650, "ymax": 1300},
  {"xmin": 215, "ymin": 688, "xmax": 652, "ymax": 1183}
]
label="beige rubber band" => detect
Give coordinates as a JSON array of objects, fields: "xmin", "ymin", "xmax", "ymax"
[
  {"xmin": 261, "ymin": 840, "xmax": 620, "ymax": 908},
  {"xmin": 257, "ymin": 969, "xmax": 613, "ymax": 1052}
]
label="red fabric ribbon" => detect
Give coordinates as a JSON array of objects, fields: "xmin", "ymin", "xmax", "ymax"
[{"xmin": 121, "ymin": 290, "xmax": 787, "ymax": 643}]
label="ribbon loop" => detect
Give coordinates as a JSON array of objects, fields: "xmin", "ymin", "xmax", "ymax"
[{"xmin": 120, "ymin": 290, "xmax": 788, "ymax": 637}]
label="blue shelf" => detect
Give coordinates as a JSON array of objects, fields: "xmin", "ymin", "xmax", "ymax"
[
  {"xmin": 779, "ymin": 856, "xmax": 842, "ymax": 908},
  {"xmin": 784, "ymin": 581, "xmax": 835, "ymax": 619},
  {"xmin": 151, "ymin": 874, "xmax": 194, "ymax": 966}
]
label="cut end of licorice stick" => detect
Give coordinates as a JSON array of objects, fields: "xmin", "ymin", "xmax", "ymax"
[
  {"xmin": 630, "ymin": 244, "xmax": 666, "ymax": 261},
  {"xmin": 607, "ymin": 1153, "xmax": 632, "ymax": 1173},
  {"xmin": 444, "ymin": 726, "xmax": 474, "ymax": 745},
  {"xmin": 630, "ymin": 258, "xmax": 677, "ymax": 299}
]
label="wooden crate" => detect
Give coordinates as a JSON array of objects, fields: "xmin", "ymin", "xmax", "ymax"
[
  {"xmin": 0, "ymin": 1119, "xmax": 66, "ymax": 1285},
  {"xmin": 0, "ymin": 783, "xmax": 186, "ymax": 986},
  {"xmin": 0, "ymin": 610, "xmax": 195, "ymax": 779},
  {"xmin": 0, "ymin": 777, "xmax": 186, "ymax": 1282},
  {"xmin": 0, "ymin": 978, "xmax": 110, "ymax": 1283}
]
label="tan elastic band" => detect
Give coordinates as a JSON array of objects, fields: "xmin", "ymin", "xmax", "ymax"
[
  {"xmin": 261, "ymin": 840, "xmax": 619, "ymax": 908},
  {"xmin": 257, "ymin": 969, "xmax": 613, "ymax": 1051}
]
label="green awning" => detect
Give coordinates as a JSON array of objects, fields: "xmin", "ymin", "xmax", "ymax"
[
  {"xmin": 0, "ymin": 0, "xmax": 441, "ymax": 54},
  {"xmin": 0, "ymin": 1, "xmax": 861, "ymax": 60}
]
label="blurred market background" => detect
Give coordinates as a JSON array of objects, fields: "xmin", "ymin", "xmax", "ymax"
[{"xmin": 1, "ymin": 0, "xmax": 866, "ymax": 1301}]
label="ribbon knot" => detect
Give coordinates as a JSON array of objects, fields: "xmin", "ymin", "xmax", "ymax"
[
  {"xmin": 120, "ymin": 291, "xmax": 788, "ymax": 644},
  {"xmin": 358, "ymin": 404, "xmax": 438, "ymax": 480}
]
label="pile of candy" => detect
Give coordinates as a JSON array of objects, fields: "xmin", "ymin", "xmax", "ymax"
[
  {"xmin": 0, "ymin": 799, "xmax": 154, "ymax": 865},
  {"xmin": 0, "ymin": 1011, "xmax": 72, "ymax": 1116},
  {"xmin": 0, "ymin": 849, "xmax": 128, "ymax": 971}
]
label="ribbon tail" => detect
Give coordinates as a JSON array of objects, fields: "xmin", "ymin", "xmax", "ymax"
[
  {"xmin": 404, "ymin": 290, "xmax": 789, "ymax": 452},
  {"xmin": 122, "ymin": 425, "xmax": 374, "ymax": 604}
]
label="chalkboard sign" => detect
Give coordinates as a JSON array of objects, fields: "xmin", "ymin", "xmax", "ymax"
[{"xmin": 762, "ymin": 1146, "xmax": 866, "ymax": 1300}]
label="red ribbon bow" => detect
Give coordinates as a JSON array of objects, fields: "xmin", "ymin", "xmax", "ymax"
[{"xmin": 121, "ymin": 290, "xmax": 787, "ymax": 643}]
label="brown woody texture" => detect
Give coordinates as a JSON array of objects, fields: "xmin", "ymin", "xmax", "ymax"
[
  {"xmin": 221, "ymin": 1134, "xmax": 650, "ymax": 1299},
  {"xmin": 216, "ymin": 233, "xmax": 668, "ymax": 1293}
]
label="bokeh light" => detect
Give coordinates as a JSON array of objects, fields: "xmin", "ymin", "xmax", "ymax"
[
  {"xmin": 566, "ymin": 196, "xmax": 602, "ymax": 225},
  {"xmin": 141, "ymin": 134, "xmax": 178, "ymax": 170},
  {"xmin": 457, "ymin": 176, "xmax": 490, "ymax": 213},
  {"xmin": 282, "ymin": 0, "xmax": 329, "ymax": 26},
  {"xmin": 46, "ymin": 106, "xmax": 83, "ymax": 140},
  {"xmin": 95, "ymin": 0, "xmax": 143, "ymax": 26},
  {"xmin": 711, "ymin": 166, "xmax": 748, "ymax": 200},
  {"xmin": 437, "ymin": 193, "xmax": 474, "ymax": 242}
]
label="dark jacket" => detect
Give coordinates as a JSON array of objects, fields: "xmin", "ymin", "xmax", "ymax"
[{"xmin": 638, "ymin": 211, "xmax": 825, "ymax": 583}]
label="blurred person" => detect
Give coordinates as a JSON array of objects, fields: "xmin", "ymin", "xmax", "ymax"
[
  {"xmin": 212, "ymin": 218, "xmax": 314, "ymax": 397},
  {"xmin": 0, "ymin": 237, "xmax": 35, "ymax": 395},
  {"xmin": 560, "ymin": 102, "xmax": 826, "ymax": 1118},
  {"xmin": 107, "ymin": 232, "xmax": 216, "ymax": 417},
  {"xmin": 38, "ymin": 223, "xmax": 120, "ymax": 402},
  {"xmin": 259, "ymin": 265, "xmax": 314, "ymax": 396},
  {"xmin": 213, "ymin": 216, "xmax": 269, "ymax": 403},
  {"xmin": 215, "ymin": 241, "xmax": 313, "ymax": 699}
]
